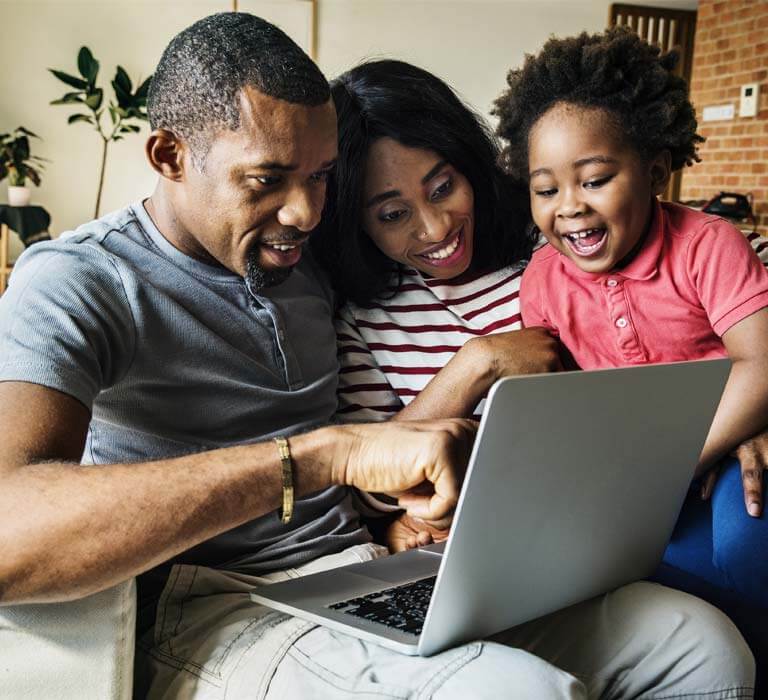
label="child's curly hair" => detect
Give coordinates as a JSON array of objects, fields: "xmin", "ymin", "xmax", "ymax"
[{"xmin": 494, "ymin": 27, "xmax": 704, "ymax": 180}]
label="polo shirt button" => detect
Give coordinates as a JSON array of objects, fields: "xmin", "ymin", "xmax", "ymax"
[
  {"xmin": 607, "ymin": 279, "xmax": 618, "ymax": 287},
  {"xmin": 616, "ymin": 317, "xmax": 628, "ymax": 328}
]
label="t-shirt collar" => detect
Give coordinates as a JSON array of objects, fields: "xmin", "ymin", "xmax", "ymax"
[{"xmin": 558, "ymin": 198, "xmax": 664, "ymax": 283}]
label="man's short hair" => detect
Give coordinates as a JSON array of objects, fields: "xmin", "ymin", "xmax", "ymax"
[{"xmin": 148, "ymin": 12, "xmax": 330, "ymax": 166}]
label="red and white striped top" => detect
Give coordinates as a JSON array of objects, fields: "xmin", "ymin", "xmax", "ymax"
[{"xmin": 335, "ymin": 263, "xmax": 526, "ymax": 422}]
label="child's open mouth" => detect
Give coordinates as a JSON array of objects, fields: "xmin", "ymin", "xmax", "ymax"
[{"xmin": 563, "ymin": 227, "xmax": 607, "ymax": 257}]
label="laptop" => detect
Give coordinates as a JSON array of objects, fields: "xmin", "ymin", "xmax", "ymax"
[{"xmin": 252, "ymin": 359, "xmax": 731, "ymax": 656}]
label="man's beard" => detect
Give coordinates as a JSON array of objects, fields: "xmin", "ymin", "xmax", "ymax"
[{"xmin": 245, "ymin": 247, "xmax": 294, "ymax": 293}]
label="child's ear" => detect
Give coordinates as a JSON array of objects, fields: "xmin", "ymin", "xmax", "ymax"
[{"xmin": 649, "ymin": 150, "xmax": 672, "ymax": 196}]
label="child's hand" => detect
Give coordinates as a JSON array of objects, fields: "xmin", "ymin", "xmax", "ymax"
[
  {"xmin": 386, "ymin": 512, "xmax": 452, "ymax": 553},
  {"xmin": 701, "ymin": 431, "xmax": 767, "ymax": 517}
]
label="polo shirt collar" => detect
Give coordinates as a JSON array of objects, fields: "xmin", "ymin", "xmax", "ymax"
[{"xmin": 558, "ymin": 198, "xmax": 664, "ymax": 283}]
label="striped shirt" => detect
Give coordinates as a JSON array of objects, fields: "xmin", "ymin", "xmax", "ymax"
[
  {"xmin": 336, "ymin": 263, "xmax": 526, "ymax": 422},
  {"xmin": 336, "ymin": 228, "xmax": 768, "ymax": 425}
]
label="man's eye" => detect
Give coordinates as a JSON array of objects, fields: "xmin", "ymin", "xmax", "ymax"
[
  {"xmin": 379, "ymin": 209, "xmax": 406, "ymax": 223},
  {"xmin": 249, "ymin": 175, "xmax": 281, "ymax": 187},
  {"xmin": 431, "ymin": 177, "xmax": 453, "ymax": 199}
]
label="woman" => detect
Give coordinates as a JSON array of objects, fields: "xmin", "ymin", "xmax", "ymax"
[{"xmin": 312, "ymin": 59, "xmax": 560, "ymax": 425}]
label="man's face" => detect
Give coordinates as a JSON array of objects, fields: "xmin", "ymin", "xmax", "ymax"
[{"xmin": 172, "ymin": 87, "xmax": 337, "ymax": 289}]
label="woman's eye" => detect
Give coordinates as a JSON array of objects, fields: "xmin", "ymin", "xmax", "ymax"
[
  {"xmin": 431, "ymin": 177, "xmax": 453, "ymax": 199},
  {"xmin": 379, "ymin": 209, "xmax": 406, "ymax": 223},
  {"xmin": 310, "ymin": 169, "xmax": 332, "ymax": 183}
]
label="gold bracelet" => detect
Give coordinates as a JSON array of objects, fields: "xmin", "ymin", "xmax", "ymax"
[{"xmin": 274, "ymin": 436, "xmax": 294, "ymax": 524}]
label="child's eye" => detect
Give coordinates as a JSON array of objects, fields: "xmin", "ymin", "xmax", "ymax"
[
  {"xmin": 533, "ymin": 188, "xmax": 557, "ymax": 198},
  {"xmin": 379, "ymin": 208, "xmax": 407, "ymax": 223},
  {"xmin": 584, "ymin": 175, "xmax": 613, "ymax": 189},
  {"xmin": 431, "ymin": 177, "xmax": 453, "ymax": 200}
]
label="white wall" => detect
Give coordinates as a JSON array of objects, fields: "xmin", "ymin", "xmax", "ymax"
[{"xmin": 0, "ymin": 0, "xmax": 696, "ymax": 260}]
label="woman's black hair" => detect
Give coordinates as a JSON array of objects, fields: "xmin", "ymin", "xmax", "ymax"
[
  {"xmin": 493, "ymin": 26, "xmax": 704, "ymax": 181},
  {"xmin": 311, "ymin": 59, "xmax": 535, "ymax": 306}
]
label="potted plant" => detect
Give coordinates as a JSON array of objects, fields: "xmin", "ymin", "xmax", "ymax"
[
  {"xmin": 0, "ymin": 127, "xmax": 47, "ymax": 207},
  {"xmin": 50, "ymin": 47, "xmax": 151, "ymax": 217}
]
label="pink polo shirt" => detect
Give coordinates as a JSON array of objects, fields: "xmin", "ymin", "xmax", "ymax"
[{"xmin": 520, "ymin": 200, "xmax": 768, "ymax": 369}]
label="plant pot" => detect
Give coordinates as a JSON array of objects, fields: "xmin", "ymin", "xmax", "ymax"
[{"xmin": 8, "ymin": 186, "xmax": 31, "ymax": 207}]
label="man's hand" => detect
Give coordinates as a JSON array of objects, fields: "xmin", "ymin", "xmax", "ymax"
[
  {"xmin": 330, "ymin": 419, "xmax": 476, "ymax": 521},
  {"xmin": 386, "ymin": 512, "xmax": 453, "ymax": 553},
  {"xmin": 701, "ymin": 431, "xmax": 767, "ymax": 517}
]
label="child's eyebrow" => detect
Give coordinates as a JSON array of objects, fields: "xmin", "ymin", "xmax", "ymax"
[{"xmin": 530, "ymin": 155, "xmax": 619, "ymax": 179}]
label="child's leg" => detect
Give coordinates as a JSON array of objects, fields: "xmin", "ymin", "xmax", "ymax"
[
  {"xmin": 710, "ymin": 457, "xmax": 768, "ymax": 608},
  {"xmin": 663, "ymin": 457, "xmax": 768, "ymax": 607}
]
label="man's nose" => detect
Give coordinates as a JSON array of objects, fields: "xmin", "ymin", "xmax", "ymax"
[
  {"xmin": 277, "ymin": 185, "xmax": 323, "ymax": 232},
  {"xmin": 416, "ymin": 206, "xmax": 452, "ymax": 242}
]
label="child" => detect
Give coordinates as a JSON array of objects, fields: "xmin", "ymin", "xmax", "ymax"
[{"xmin": 495, "ymin": 27, "xmax": 768, "ymax": 613}]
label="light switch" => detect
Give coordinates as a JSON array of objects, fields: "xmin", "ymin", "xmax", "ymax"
[{"xmin": 739, "ymin": 83, "xmax": 760, "ymax": 118}]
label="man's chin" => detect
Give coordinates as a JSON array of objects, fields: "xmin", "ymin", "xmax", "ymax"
[{"xmin": 245, "ymin": 259, "xmax": 294, "ymax": 293}]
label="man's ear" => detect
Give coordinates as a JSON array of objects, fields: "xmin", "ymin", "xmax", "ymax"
[
  {"xmin": 145, "ymin": 129, "xmax": 186, "ymax": 181},
  {"xmin": 650, "ymin": 150, "xmax": 672, "ymax": 196}
]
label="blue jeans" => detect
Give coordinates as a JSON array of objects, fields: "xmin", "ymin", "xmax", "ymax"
[
  {"xmin": 654, "ymin": 457, "xmax": 768, "ymax": 694},
  {"xmin": 662, "ymin": 457, "xmax": 768, "ymax": 607}
]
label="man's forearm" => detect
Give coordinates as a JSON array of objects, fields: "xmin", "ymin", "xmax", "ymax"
[{"xmin": 0, "ymin": 429, "xmax": 337, "ymax": 605}]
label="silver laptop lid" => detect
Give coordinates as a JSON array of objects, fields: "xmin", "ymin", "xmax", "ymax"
[{"xmin": 418, "ymin": 359, "xmax": 730, "ymax": 655}]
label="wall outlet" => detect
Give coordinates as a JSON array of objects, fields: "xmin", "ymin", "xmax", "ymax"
[
  {"xmin": 702, "ymin": 104, "xmax": 735, "ymax": 121},
  {"xmin": 740, "ymin": 83, "xmax": 760, "ymax": 118}
]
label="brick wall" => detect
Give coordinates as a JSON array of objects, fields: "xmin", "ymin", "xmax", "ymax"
[{"xmin": 680, "ymin": 0, "xmax": 768, "ymax": 233}]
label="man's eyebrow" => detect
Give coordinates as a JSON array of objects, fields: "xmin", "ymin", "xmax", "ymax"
[
  {"xmin": 529, "ymin": 156, "xmax": 618, "ymax": 179},
  {"xmin": 365, "ymin": 160, "xmax": 449, "ymax": 208},
  {"xmin": 247, "ymin": 158, "xmax": 337, "ymax": 172}
]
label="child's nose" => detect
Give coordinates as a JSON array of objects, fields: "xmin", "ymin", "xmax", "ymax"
[{"xmin": 556, "ymin": 188, "xmax": 587, "ymax": 218}]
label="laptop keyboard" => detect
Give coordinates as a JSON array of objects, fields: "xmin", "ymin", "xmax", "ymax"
[{"xmin": 326, "ymin": 576, "xmax": 436, "ymax": 636}]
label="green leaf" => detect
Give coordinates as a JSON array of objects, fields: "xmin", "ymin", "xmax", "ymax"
[
  {"xmin": 49, "ymin": 69, "xmax": 88, "ymax": 90},
  {"xmin": 68, "ymin": 113, "xmax": 93, "ymax": 125},
  {"xmin": 50, "ymin": 92, "xmax": 84, "ymax": 105},
  {"xmin": 114, "ymin": 65, "xmax": 132, "ymax": 95},
  {"xmin": 16, "ymin": 127, "xmax": 39, "ymax": 139},
  {"xmin": 77, "ymin": 46, "xmax": 99, "ymax": 85},
  {"xmin": 135, "ymin": 75, "xmax": 152, "ymax": 101},
  {"xmin": 119, "ymin": 124, "xmax": 141, "ymax": 133},
  {"xmin": 108, "ymin": 104, "xmax": 118, "ymax": 125},
  {"xmin": 85, "ymin": 88, "xmax": 103, "ymax": 110}
]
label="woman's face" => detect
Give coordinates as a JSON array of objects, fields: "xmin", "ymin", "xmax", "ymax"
[{"xmin": 362, "ymin": 138, "xmax": 475, "ymax": 278}]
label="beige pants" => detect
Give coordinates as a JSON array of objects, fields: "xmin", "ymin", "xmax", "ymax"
[{"xmin": 136, "ymin": 543, "xmax": 755, "ymax": 699}]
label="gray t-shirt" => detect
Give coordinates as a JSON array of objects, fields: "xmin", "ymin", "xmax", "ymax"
[{"xmin": 0, "ymin": 202, "xmax": 370, "ymax": 579}]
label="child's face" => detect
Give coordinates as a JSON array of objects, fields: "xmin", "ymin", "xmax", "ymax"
[{"xmin": 528, "ymin": 102, "xmax": 670, "ymax": 274}]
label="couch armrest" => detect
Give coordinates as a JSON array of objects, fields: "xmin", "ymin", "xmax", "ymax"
[{"xmin": 0, "ymin": 578, "xmax": 136, "ymax": 699}]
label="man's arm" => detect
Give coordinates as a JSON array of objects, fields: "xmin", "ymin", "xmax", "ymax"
[{"xmin": 0, "ymin": 381, "xmax": 474, "ymax": 605}]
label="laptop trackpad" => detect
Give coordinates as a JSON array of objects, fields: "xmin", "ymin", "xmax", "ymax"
[{"xmin": 348, "ymin": 544, "xmax": 443, "ymax": 583}]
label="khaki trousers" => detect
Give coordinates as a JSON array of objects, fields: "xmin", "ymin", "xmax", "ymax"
[{"xmin": 137, "ymin": 543, "xmax": 755, "ymax": 699}]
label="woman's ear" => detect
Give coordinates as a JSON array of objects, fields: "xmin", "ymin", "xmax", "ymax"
[
  {"xmin": 650, "ymin": 150, "xmax": 672, "ymax": 196},
  {"xmin": 145, "ymin": 129, "xmax": 186, "ymax": 181}
]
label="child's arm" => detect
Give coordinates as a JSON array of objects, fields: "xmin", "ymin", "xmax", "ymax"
[{"xmin": 697, "ymin": 307, "xmax": 768, "ymax": 475}]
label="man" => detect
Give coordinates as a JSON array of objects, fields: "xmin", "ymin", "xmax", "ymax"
[{"xmin": 0, "ymin": 13, "xmax": 755, "ymax": 699}]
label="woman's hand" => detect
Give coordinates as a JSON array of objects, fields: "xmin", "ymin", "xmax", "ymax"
[
  {"xmin": 386, "ymin": 512, "xmax": 453, "ymax": 553},
  {"xmin": 701, "ymin": 431, "xmax": 767, "ymax": 517},
  {"xmin": 465, "ymin": 327, "xmax": 563, "ymax": 384},
  {"xmin": 395, "ymin": 327, "xmax": 562, "ymax": 421}
]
